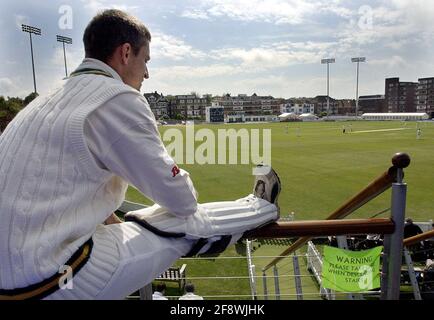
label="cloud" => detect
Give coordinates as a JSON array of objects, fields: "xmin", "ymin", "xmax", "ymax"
[
  {"xmin": 234, "ymin": 74, "xmax": 290, "ymax": 94},
  {"xmin": 80, "ymin": 0, "xmax": 109, "ymax": 13},
  {"xmin": 14, "ymin": 14, "xmax": 29, "ymax": 30},
  {"xmin": 0, "ymin": 78, "xmax": 15, "ymax": 94},
  {"xmin": 390, "ymin": 0, "xmax": 434, "ymax": 31},
  {"xmin": 369, "ymin": 56, "xmax": 408, "ymax": 69},
  {"xmin": 152, "ymin": 64, "xmax": 239, "ymax": 80},
  {"xmin": 180, "ymin": 9, "xmax": 210, "ymax": 20},
  {"xmin": 0, "ymin": 77, "xmax": 27, "ymax": 97},
  {"xmin": 180, "ymin": 0, "xmax": 362, "ymax": 25},
  {"xmin": 210, "ymin": 41, "xmax": 336, "ymax": 71},
  {"xmin": 48, "ymin": 46, "xmax": 84, "ymax": 74},
  {"xmin": 335, "ymin": 1, "xmax": 434, "ymax": 51},
  {"xmin": 80, "ymin": 0, "xmax": 140, "ymax": 14},
  {"xmin": 181, "ymin": 0, "xmax": 318, "ymax": 25},
  {"xmin": 152, "ymin": 32, "xmax": 207, "ymax": 61}
]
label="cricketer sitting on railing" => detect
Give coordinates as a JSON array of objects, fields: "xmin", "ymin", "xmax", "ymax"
[{"xmin": 0, "ymin": 9, "xmax": 280, "ymax": 300}]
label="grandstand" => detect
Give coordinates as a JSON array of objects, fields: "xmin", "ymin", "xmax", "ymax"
[{"xmin": 362, "ymin": 113, "xmax": 430, "ymax": 121}]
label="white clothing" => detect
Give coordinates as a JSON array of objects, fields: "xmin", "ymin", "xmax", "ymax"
[
  {"xmin": 0, "ymin": 58, "xmax": 278, "ymax": 299},
  {"xmin": 44, "ymin": 222, "xmax": 192, "ymax": 299},
  {"xmin": 0, "ymin": 58, "xmax": 197, "ymax": 290},
  {"xmin": 44, "ymin": 196, "xmax": 272, "ymax": 299},
  {"xmin": 42, "ymin": 197, "xmax": 269, "ymax": 300},
  {"xmin": 82, "ymin": 59, "xmax": 198, "ymax": 217},
  {"xmin": 179, "ymin": 292, "xmax": 204, "ymax": 300},
  {"xmin": 152, "ymin": 291, "xmax": 168, "ymax": 300},
  {"xmin": 126, "ymin": 195, "xmax": 277, "ymax": 240}
]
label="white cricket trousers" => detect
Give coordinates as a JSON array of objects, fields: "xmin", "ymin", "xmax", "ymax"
[{"xmin": 44, "ymin": 196, "xmax": 275, "ymax": 300}]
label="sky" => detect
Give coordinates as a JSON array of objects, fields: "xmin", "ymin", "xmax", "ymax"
[{"xmin": 0, "ymin": 0, "xmax": 434, "ymax": 99}]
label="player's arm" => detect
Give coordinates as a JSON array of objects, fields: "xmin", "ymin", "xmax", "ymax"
[{"xmin": 85, "ymin": 92, "xmax": 198, "ymax": 217}]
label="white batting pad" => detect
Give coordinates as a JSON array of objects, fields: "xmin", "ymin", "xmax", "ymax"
[{"xmin": 124, "ymin": 194, "xmax": 278, "ymax": 240}]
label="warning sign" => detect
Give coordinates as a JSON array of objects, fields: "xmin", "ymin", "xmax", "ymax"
[{"xmin": 321, "ymin": 245, "xmax": 382, "ymax": 292}]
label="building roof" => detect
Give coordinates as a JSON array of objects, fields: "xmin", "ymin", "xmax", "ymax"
[
  {"xmin": 359, "ymin": 95, "xmax": 385, "ymax": 100},
  {"xmin": 300, "ymin": 113, "xmax": 317, "ymax": 118},
  {"xmin": 362, "ymin": 113, "xmax": 428, "ymax": 116},
  {"xmin": 278, "ymin": 112, "xmax": 298, "ymax": 119}
]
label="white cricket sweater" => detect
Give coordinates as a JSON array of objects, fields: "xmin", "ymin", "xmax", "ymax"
[{"xmin": 0, "ymin": 59, "xmax": 197, "ymax": 290}]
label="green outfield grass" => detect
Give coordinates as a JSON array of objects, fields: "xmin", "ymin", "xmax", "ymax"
[{"xmin": 125, "ymin": 120, "xmax": 434, "ymax": 299}]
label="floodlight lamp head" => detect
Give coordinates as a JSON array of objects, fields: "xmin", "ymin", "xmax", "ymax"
[
  {"xmin": 21, "ymin": 24, "xmax": 41, "ymax": 35},
  {"xmin": 321, "ymin": 58, "xmax": 335, "ymax": 64}
]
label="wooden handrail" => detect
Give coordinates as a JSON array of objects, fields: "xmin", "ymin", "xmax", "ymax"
[
  {"xmin": 263, "ymin": 153, "xmax": 410, "ymax": 271},
  {"xmin": 403, "ymin": 229, "xmax": 434, "ymax": 247},
  {"xmin": 242, "ymin": 218, "xmax": 394, "ymax": 239}
]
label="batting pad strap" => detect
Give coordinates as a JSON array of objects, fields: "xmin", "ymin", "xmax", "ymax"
[
  {"xmin": 184, "ymin": 238, "xmax": 208, "ymax": 257},
  {"xmin": 184, "ymin": 236, "xmax": 233, "ymax": 257},
  {"xmin": 125, "ymin": 215, "xmax": 186, "ymax": 238},
  {"xmin": 203, "ymin": 235, "xmax": 233, "ymax": 255}
]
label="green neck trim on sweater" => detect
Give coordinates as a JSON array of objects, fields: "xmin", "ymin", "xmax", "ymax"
[{"xmin": 69, "ymin": 68, "xmax": 114, "ymax": 79}]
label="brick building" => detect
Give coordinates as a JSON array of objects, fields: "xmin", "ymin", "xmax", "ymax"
[{"xmin": 385, "ymin": 78, "xmax": 417, "ymax": 113}]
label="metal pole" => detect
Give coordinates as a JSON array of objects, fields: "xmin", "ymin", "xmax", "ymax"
[
  {"xmin": 246, "ymin": 240, "xmax": 257, "ymax": 300},
  {"xmin": 273, "ymin": 266, "xmax": 280, "ymax": 300},
  {"xmin": 403, "ymin": 248, "xmax": 422, "ymax": 300},
  {"xmin": 356, "ymin": 61, "xmax": 359, "ymax": 117},
  {"xmin": 62, "ymin": 42, "xmax": 68, "ymax": 77},
  {"xmin": 251, "ymin": 265, "xmax": 258, "ymax": 300},
  {"xmin": 262, "ymin": 271, "xmax": 268, "ymax": 300},
  {"xmin": 292, "ymin": 253, "xmax": 303, "ymax": 300},
  {"xmin": 386, "ymin": 167, "xmax": 407, "ymax": 300},
  {"xmin": 380, "ymin": 236, "xmax": 391, "ymax": 299},
  {"xmin": 327, "ymin": 62, "xmax": 330, "ymax": 117},
  {"xmin": 29, "ymin": 32, "xmax": 37, "ymax": 94}
]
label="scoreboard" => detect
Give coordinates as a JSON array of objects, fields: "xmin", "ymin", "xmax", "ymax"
[{"xmin": 206, "ymin": 107, "xmax": 225, "ymax": 123}]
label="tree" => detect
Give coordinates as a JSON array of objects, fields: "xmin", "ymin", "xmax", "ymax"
[
  {"xmin": 0, "ymin": 97, "xmax": 7, "ymax": 129},
  {"xmin": 0, "ymin": 94, "xmax": 29, "ymax": 131},
  {"xmin": 24, "ymin": 92, "xmax": 39, "ymax": 106}
]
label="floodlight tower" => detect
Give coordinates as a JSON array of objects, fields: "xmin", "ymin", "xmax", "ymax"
[
  {"xmin": 351, "ymin": 57, "xmax": 366, "ymax": 117},
  {"xmin": 56, "ymin": 35, "xmax": 72, "ymax": 77},
  {"xmin": 21, "ymin": 24, "xmax": 41, "ymax": 94},
  {"xmin": 321, "ymin": 58, "xmax": 336, "ymax": 117}
]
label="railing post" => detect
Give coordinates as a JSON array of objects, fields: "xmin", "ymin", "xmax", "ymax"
[
  {"xmin": 380, "ymin": 235, "xmax": 391, "ymax": 299},
  {"xmin": 307, "ymin": 240, "xmax": 334, "ymax": 300},
  {"xmin": 273, "ymin": 265, "xmax": 281, "ymax": 300},
  {"xmin": 403, "ymin": 248, "xmax": 422, "ymax": 300},
  {"xmin": 262, "ymin": 271, "xmax": 268, "ymax": 300},
  {"xmin": 245, "ymin": 240, "xmax": 257, "ymax": 300},
  {"xmin": 251, "ymin": 265, "xmax": 258, "ymax": 300},
  {"xmin": 292, "ymin": 253, "xmax": 303, "ymax": 300},
  {"xmin": 386, "ymin": 165, "xmax": 407, "ymax": 300}
]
